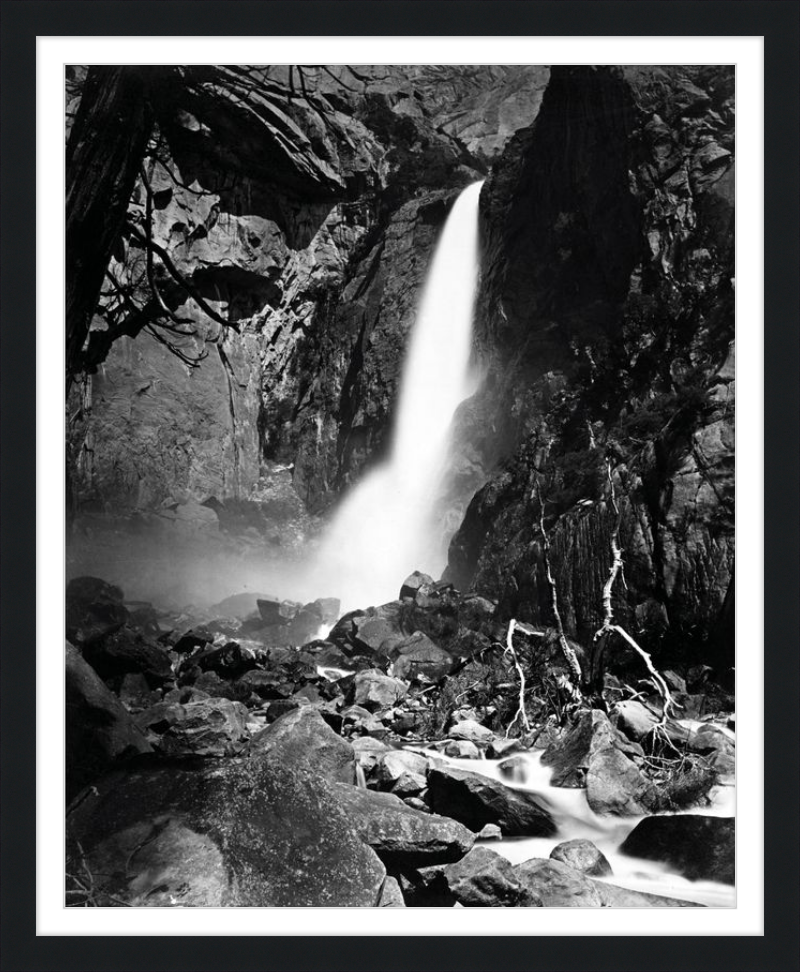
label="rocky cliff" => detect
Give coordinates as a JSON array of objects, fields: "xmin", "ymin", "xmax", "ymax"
[
  {"xmin": 68, "ymin": 65, "xmax": 548, "ymax": 533},
  {"xmin": 447, "ymin": 66, "xmax": 734, "ymax": 673}
]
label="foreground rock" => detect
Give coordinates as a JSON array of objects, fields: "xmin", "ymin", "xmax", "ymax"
[
  {"xmin": 515, "ymin": 858, "xmax": 604, "ymax": 907},
  {"xmin": 541, "ymin": 709, "xmax": 658, "ymax": 815},
  {"xmin": 550, "ymin": 839, "xmax": 612, "ymax": 877},
  {"xmin": 332, "ymin": 784, "xmax": 474, "ymax": 868},
  {"xmin": 620, "ymin": 815, "xmax": 735, "ymax": 884},
  {"xmin": 427, "ymin": 762, "xmax": 556, "ymax": 836},
  {"xmin": 66, "ymin": 643, "xmax": 152, "ymax": 801},
  {"xmin": 247, "ymin": 706, "xmax": 356, "ymax": 784},
  {"xmin": 66, "ymin": 755, "xmax": 386, "ymax": 907},
  {"xmin": 153, "ymin": 698, "xmax": 250, "ymax": 756},
  {"xmin": 444, "ymin": 847, "xmax": 542, "ymax": 907}
]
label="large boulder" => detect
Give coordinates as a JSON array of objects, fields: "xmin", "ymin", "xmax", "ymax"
[
  {"xmin": 550, "ymin": 839, "xmax": 612, "ymax": 877},
  {"xmin": 66, "ymin": 755, "xmax": 386, "ymax": 906},
  {"xmin": 444, "ymin": 847, "xmax": 542, "ymax": 907},
  {"xmin": 83, "ymin": 626, "xmax": 173, "ymax": 685},
  {"xmin": 390, "ymin": 632, "xmax": 453, "ymax": 682},
  {"xmin": 195, "ymin": 642, "xmax": 258, "ymax": 679},
  {"xmin": 331, "ymin": 783, "xmax": 475, "ymax": 868},
  {"xmin": 349, "ymin": 669, "xmax": 407, "ymax": 712},
  {"xmin": 65, "ymin": 643, "xmax": 152, "ymax": 802},
  {"xmin": 156, "ymin": 698, "xmax": 250, "ymax": 756},
  {"xmin": 426, "ymin": 762, "xmax": 556, "ymax": 836},
  {"xmin": 247, "ymin": 705, "xmax": 356, "ymax": 784},
  {"xmin": 620, "ymin": 815, "xmax": 735, "ymax": 884},
  {"xmin": 515, "ymin": 858, "xmax": 604, "ymax": 907},
  {"xmin": 447, "ymin": 719, "xmax": 494, "ymax": 746},
  {"xmin": 399, "ymin": 571, "xmax": 434, "ymax": 600}
]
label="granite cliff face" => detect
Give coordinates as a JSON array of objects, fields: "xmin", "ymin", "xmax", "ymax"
[
  {"xmin": 69, "ymin": 66, "xmax": 548, "ymax": 533},
  {"xmin": 447, "ymin": 66, "xmax": 734, "ymax": 671}
]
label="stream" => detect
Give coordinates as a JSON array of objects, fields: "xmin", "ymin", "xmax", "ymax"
[{"xmin": 434, "ymin": 749, "xmax": 735, "ymax": 907}]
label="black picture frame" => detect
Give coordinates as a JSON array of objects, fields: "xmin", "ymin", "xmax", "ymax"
[{"xmin": 2, "ymin": 1, "xmax": 798, "ymax": 970}]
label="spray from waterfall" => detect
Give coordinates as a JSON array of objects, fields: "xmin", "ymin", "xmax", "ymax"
[{"xmin": 309, "ymin": 181, "xmax": 484, "ymax": 614}]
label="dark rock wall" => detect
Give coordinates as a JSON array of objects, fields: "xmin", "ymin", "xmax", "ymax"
[{"xmin": 447, "ymin": 66, "xmax": 734, "ymax": 671}]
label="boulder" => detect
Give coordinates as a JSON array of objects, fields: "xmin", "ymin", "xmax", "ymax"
[
  {"xmin": 191, "ymin": 670, "xmax": 252, "ymax": 703},
  {"xmin": 613, "ymin": 700, "xmax": 660, "ymax": 742},
  {"xmin": 541, "ymin": 709, "xmax": 657, "ymax": 815},
  {"xmin": 264, "ymin": 697, "xmax": 310, "ymax": 722},
  {"xmin": 247, "ymin": 706, "xmax": 356, "ymax": 784},
  {"xmin": 311, "ymin": 597, "xmax": 341, "ymax": 625},
  {"xmin": 237, "ymin": 669, "xmax": 294, "ymax": 700},
  {"xmin": 397, "ymin": 864, "xmax": 455, "ymax": 907},
  {"xmin": 195, "ymin": 642, "xmax": 258, "ymax": 679},
  {"xmin": 620, "ymin": 815, "xmax": 735, "ymax": 884},
  {"xmin": 118, "ymin": 672, "xmax": 161, "ymax": 711},
  {"xmin": 549, "ymin": 839, "xmax": 612, "ymax": 877},
  {"xmin": 426, "ymin": 762, "xmax": 556, "ymax": 836},
  {"xmin": 83, "ymin": 626, "xmax": 173, "ymax": 685},
  {"xmin": 447, "ymin": 719, "xmax": 494, "ymax": 746},
  {"xmin": 593, "ymin": 883, "xmax": 702, "ymax": 907},
  {"xmin": 515, "ymin": 858, "xmax": 604, "ymax": 907},
  {"xmin": 340, "ymin": 704, "xmax": 386, "ymax": 737},
  {"xmin": 390, "ymin": 632, "xmax": 453, "ymax": 682},
  {"xmin": 65, "ymin": 643, "xmax": 152, "ymax": 802},
  {"xmin": 156, "ymin": 698, "xmax": 250, "ymax": 756},
  {"xmin": 444, "ymin": 847, "xmax": 542, "ymax": 907},
  {"xmin": 374, "ymin": 750, "xmax": 429, "ymax": 795},
  {"xmin": 399, "ymin": 571, "xmax": 434, "ymax": 600},
  {"xmin": 331, "ymin": 783, "xmax": 475, "ymax": 868},
  {"xmin": 66, "ymin": 576, "xmax": 128, "ymax": 643},
  {"xmin": 352, "ymin": 616, "xmax": 399, "ymax": 657},
  {"xmin": 66, "ymin": 755, "xmax": 386, "ymax": 906},
  {"xmin": 350, "ymin": 670, "xmax": 407, "ymax": 712}
]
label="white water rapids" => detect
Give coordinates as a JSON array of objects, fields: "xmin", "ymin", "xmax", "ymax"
[
  {"xmin": 307, "ymin": 181, "xmax": 485, "ymax": 614},
  {"xmin": 437, "ymin": 750, "xmax": 736, "ymax": 907}
]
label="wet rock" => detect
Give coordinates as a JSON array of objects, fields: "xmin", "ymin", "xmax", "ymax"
[
  {"xmin": 593, "ymin": 883, "xmax": 702, "ymax": 907},
  {"xmin": 620, "ymin": 815, "xmax": 734, "ymax": 884},
  {"xmin": 426, "ymin": 762, "xmax": 556, "ymax": 836},
  {"xmin": 257, "ymin": 597, "xmax": 300, "ymax": 625},
  {"xmin": 541, "ymin": 709, "xmax": 657, "ymax": 815},
  {"xmin": 443, "ymin": 739, "xmax": 482, "ymax": 759},
  {"xmin": 332, "ymin": 783, "xmax": 475, "ymax": 868},
  {"xmin": 390, "ymin": 632, "xmax": 453, "ymax": 682},
  {"xmin": 340, "ymin": 704, "xmax": 386, "ymax": 737},
  {"xmin": 445, "ymin": 846, "xmax": 542, "ymax": 907},
  {"xmin": 171, "ymin": 627, "xmax": 214, "ymax": 654},
  {"xmin": 515, "ymin": 858, "xmax": 603, "ymax": 907},
  {"xmin": 487, "ymin": 737, "xmax": 525, "ymax": 759},
  {"xmin": 448, "ymin": 719, "xmax": 494, "ymax": 746},
  {"xmin": 66, "ymin": 754, "xmax": 386, "ymax": 906},
  {"xmin": 66, "ymin": 643, "xmax": 152, "ymax": 801},
  {"xmin": 247, "ymin": 706, "xmax": 356, "ymax": 784},
  {"xmin": 156, "ymin": 698, "xmax": 250, "ymax": 756},
  {"xmin": 352, "ymin": 616, "xmax": 400, "ymax": 657},
  {"xmin": 549, "ymin": 839, "xmax": 612, "ymax": 877},
  {"xmin": 349, "ymin": 669, "xmax": 407, "ymax": 712}
]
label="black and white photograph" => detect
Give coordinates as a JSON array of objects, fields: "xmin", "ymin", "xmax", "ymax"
[{"xmin": 64, "ymin": 62, "xmax": 737, "ymax": 910}]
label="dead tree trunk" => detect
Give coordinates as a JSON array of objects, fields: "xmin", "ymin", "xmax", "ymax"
[{"xmin": 65, "ymin": 67, "xmax": 156, "ymax": 384}]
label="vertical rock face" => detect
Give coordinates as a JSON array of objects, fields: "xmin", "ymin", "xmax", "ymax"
[
  {"xmin": 68, "ymin": 66, "xmax": 549, "ymax": 530},
  {"xmin": 447, "ymin": 66, "xmax": 734, "ymax": 671}
]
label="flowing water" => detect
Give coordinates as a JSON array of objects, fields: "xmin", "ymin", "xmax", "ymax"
[
  {"xmin": 307, "ymin": 181, "xmax": 485, "ymax": 613},
  {"xmin": 437, "ymin": 750, "xmax": 735, "ymax": 907}
]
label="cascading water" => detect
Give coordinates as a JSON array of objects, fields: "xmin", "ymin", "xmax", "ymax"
[{"xmin": 308, "ymin": 181, "xmax": 485, "ymax": 613}]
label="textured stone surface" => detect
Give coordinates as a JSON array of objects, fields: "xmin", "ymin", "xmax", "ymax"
[
  {"xmin": 445, "ymin": 846, "xmax": 542, "ymax": 907},
  {"xmin": 247, "ymin": 705, "xmax": 356, "ymax": 783},
  {"xmin": 620, "ymin": 814, "xmax": 735, "ymax": 884},
  {"xmin": 66, "ymin": 754, "xmax": 387, "ymax": 906},
  {"xmin": 66, "ymin": 643, "xmax": 152, "ymax": 802}
]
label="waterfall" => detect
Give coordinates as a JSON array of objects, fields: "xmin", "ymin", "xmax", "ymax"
[{"xmin": 309, "ymin": 181, "xmax": 484, "ymax": 614}]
